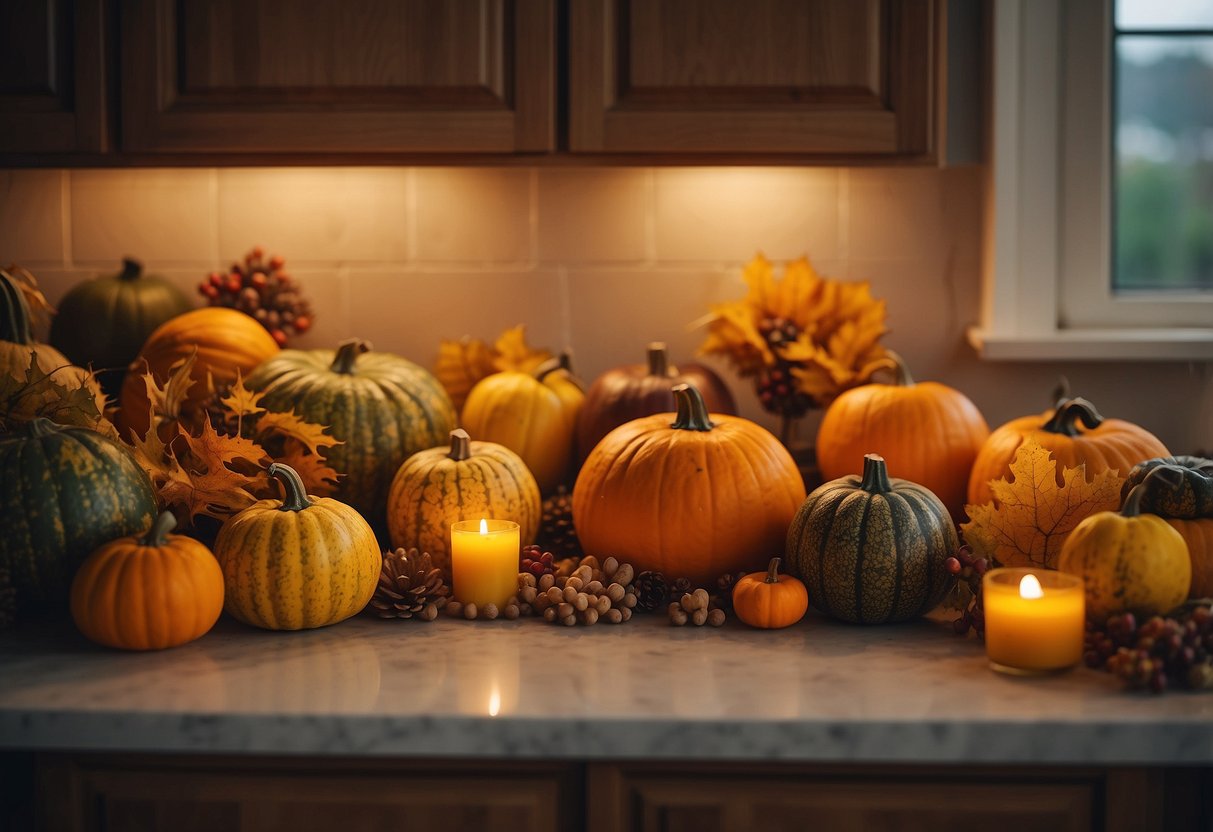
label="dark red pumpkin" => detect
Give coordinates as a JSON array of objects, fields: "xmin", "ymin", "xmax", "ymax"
[{"xmin": 575, "ymin": 342, "xmax": 736, "ymax": 462}]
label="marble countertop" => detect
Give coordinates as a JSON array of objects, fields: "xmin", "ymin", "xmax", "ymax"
[{"xmin": 1, "ymin": 612, "xmax": 1211, "ymax": 764}]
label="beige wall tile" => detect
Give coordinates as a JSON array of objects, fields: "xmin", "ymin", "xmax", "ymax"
[
  {"xmin": 414, "ymin": 168, "xmax": 532, "ymax": 263},
  {"xmin": 0, "ymin": 170, "xmax": 64, "ymax": 266},
  {"xmin": 70, "ymin": 169, "xmax": 215, "ymax": 266},
  {"xmin": 218, "ymin": 168, "xmax": 409, "ymax": 265},
  {"xmin": 346, "ymin": 269, "xmax": 563, "ymax": 369},
  {"xmin": 654, "ymin": 168, "xmax": 839, "ymax": 264},
  {"xmin": 537, "ymin": 168, "xmax": 648, "ymax": 263},
  {"xmin": 848, "ymin": 166, "xmax": 982, "ymax": 265}
]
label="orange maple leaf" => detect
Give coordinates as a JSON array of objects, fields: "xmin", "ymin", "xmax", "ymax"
[
  {"xmin": 961, "ymin": 437, "xmax": 1125, "ymax": 569},
  {"xmin": 276, "ymin": 438, "xmax": 342, "ymax": 497},
  {"xmin": 181, "ymin": 419, "xmax": 268, "ymax": 469},
  {"xmin": 256, "ymin": 409, "xmax": 341, "ymax": 456}
]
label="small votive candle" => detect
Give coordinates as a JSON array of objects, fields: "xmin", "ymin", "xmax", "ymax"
[
  {"xmin": 451, "ymin": 519, "xmax": 520, "ymax": 609},
  {"xmin": 983, "ymin": 567, "xmax": 1085, "ymax": 674}
]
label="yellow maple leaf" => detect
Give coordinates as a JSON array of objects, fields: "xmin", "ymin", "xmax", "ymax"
[
  {"xmin": 961, "ymin": 437, "xmax": 1124, "ymax": 569},
  {"xmin": 220, "ymin": 370, "xmax": 266, "ymax": 435},
  {"xmin": 492, "ymin": 325, "xmax": 552, "ymax": 373},
  {"xmin": 257, "ymin": 409, "xmax": 341, "ymax": 456}
]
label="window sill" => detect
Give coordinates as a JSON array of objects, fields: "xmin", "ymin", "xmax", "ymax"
[{"xmin": 967, "ymin": 326, "xmax": 1213, "ymax": 361}]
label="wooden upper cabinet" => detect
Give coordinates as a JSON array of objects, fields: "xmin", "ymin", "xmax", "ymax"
[
  {"xmin": 0, "ymin": 0, "xmax": 107, "ymax": 153},
  {"xmin": 569, "ymin": 0, "xmax": 941, "ymax": 159},
  {"xmin": 121, "ymin": 0, "xmax": 556, "ymax": 154}
]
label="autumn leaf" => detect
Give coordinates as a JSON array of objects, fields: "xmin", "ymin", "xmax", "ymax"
[
  {"xmin": 961, "ymin": 438, "xmax": 1124, "ymax": 569},
  {"xmin": 492, "ymin": 325, "xmax": 552, "ymax": 373},
  {"xmin": 0, "ymin": 352, "xmax": 116, "ymax": 437},
  {"xmin": 3, "ymin": 264, "xmax": 55, "ymax": 330},
  {"xmin": 256, "ymin": 408, "xmax": 341, "ymax": 456},
  {"xmin": 220, "ymin": 370, "xmax": 266, "ymax": 429},
  {"xmin": 139, "ymin": 349, "xmax": 198, "ymax": 429},
  {"xmin": 159, "ymin": 451, "xmax": 260, "ymax": 523},
  {"xmin": 182, "ymin": 418, "xmax": 267, "ymax": 469},
  {"xmin": 277, "ymin": 438, "xmax": 342, "ymax": 497}
]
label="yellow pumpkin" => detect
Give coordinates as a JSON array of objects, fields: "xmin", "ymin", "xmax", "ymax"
[
  {"xmin": 69, "ymin": 512, "xmax": 224, "ymax": 651},
  {"xmin": 214, "ymin": 462, "xmax": 380, "ymax": 631},
  {"xmin": 461, "ymin": 351, "xmax": 584, "ymax": 495},
  {"xmin": 1058, "ymin": 481, "xmax": 1191, "ymax": 621},
  {"xmin": 386, "ymin": 428, "xmax": 541, "ymax": 575},
  {"xmin": 573, "ymin": 383, "xmax": 806, "ymax": 585}
]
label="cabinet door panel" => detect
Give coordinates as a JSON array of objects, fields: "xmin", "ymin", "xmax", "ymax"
[
  {"xmin": 569, "ymin": 0, "xmax": 938, "ymax": 158},
  {"xmin": 122, "ymin": 0, "xmax": 555, "ymax": 154},
  {"xmin": 0, "ymin": 0, "xmax": 106, "ymax": 153}
]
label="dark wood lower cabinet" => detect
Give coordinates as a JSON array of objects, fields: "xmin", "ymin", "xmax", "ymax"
[{"xmin": 12, "ymin": 754, "xmax": 1209, "ymax": 832}]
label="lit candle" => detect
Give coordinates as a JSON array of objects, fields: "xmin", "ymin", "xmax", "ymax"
[
  {"xmin": 983, "ymin": 567, "xmax": 1085, "ymax": 674},
  {"xmin": 450, "ymin": 518, "xmax": 519, "ymax": 608}
]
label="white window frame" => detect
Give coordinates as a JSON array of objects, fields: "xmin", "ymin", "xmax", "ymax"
[{"xmin": 968, "ymin": 0, "xmax": 1213, "ymax": 361}]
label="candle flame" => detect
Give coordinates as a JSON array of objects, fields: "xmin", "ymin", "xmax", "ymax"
[
  {"xmin": 1019, "ymin": 573, "xmax": 1044, "ymax": 600},
  {"xmin": 479, "ymin": 518, "xmax": 488, "ymax": 535},
  {"xmin": 488, "ymin": 685, "xmax": 501, "ymax": 717}
]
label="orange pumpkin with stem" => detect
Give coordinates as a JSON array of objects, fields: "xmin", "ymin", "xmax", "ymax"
[
  {"xmin": 967, "ymin": 397, "xmax": 1169, "ymax": 509},
  {"xmin": 70, "ymin": 511, "xmax": 224, "ymax": 650},
  {"xmin": 732, "ymin": 557, "xmax": 809, "ymax": 629},
  {"xmin": 573, "ymin": 383, "xmax": 805, "ymax": 585},
  {"xmin": 816, "ymin": 351, "xmax": 988, "ymax": 522}
]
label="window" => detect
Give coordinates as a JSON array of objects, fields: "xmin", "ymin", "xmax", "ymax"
[{"xmin": 970, "ymin": 0, "xmax": 1213, "ymax": 360}]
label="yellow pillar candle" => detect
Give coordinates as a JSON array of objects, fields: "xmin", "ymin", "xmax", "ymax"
[
  {"xmin": 451, "ymin": 518, "xmax": 520, "ymax": 609},
  {"xmin": 983, "ymin": 567, "xmax": 1085, "ymax": 674}
]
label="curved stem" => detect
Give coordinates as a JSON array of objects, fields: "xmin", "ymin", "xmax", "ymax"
[
  {"xmin": 536, "ymin": 349, "xmax": 574, "ymax": 379},
  {"xmin": 765, "ymin": 557, "xmax": 782, "ymax": 584},
  {"xmin": 26, "ymin": 417, "xmax": 59, "ymax": 439},
  {"xmin": 1042, "ymin": 397, "xmax": 1104, "ymax": 437},
  {"xmin": 448, "ymin": 428, "xmax": 471, "ymax": 462},
  {"xmin": 119, "ymin": 258, "xmax": 143, "ymax": 281},
  {"xmin": 140, "ymin": 511, "xmax": 177, "ymax": 546},
  {"xmin": 268, "ymin": 462, "xmax": 312, "ymax": 512},
  {"xmin": 670, "ymin": 383, "xmax": 714, "ymax": 431},
  {"xmin": 0, "ymin": 268, "xmax": 35, "ymax": 345},
  {"xmin": 646, "ymin": 342, "xmax": 670, "ymax": 378},
  {"xmin": 873, "ymin": 350, "xmax": 914, "ymax": 387},
  {"xmin": 860, "ymin": 453, "xmax": 892, "ymax": 493},
  {"xmin": 330, "ymin": 339, "xmax": 371, "ymax": 375},
  {"xmin": 1123, "ymin": 464, "xmax": 1186, "ymax": 518}
]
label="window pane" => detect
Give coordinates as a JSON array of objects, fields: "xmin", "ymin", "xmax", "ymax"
[
  {"xmin": 1115, "ymin": 36, "xmax": 1213, "ymax": 291},
  {"xmin": 1116, "ymin": 0, "xmax": 1213, "ymax": 30}
]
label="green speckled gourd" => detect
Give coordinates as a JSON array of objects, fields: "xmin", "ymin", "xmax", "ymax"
[
  {"xmin": 785, "ymin": 453, "xmax": 957, "ymax": 624},
  {"xmin": 245, "ymin": 339, "xmax": 457, "ymax": 522},
  {"xmin": 1120, "ymin": 456, "xmax": 1213, "ymax": 519},
  {"xmin": 386, "ymin": 428, "xmax": 540, "ymax": 575},
  {"xmin": 213, "ymin": 462, "xmax": 380, "ymax": 630},
  {"xmin": 0, "ymin": 418, "xmax": 157, "ymax": 607}
]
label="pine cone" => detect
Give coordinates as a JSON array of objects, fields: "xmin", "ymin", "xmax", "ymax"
[
  {"xmin": 0, "ymin": 565, "xmax": 15, "ymax": 631},
  {"xmin": 369, "ymin": 548, "xmax": 449, "ymax": 620},
  {"xmin": 633, "ymin": 570, "xmax": 669, "ymax": 612},
  {"xmin": 669, "ymin": 576, "xmax": 692, "ymax": 600},
  {"xmin": 536, "ymin": 486, "xmax": 581, "ymax": 559}
]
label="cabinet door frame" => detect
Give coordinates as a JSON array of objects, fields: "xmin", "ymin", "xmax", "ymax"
[
  {"xmin": 120, "ymin": 0, "xmax": 556, "ymax": 155},
  {"xmin": 568, "ymin": 0, "xmax": 941, "ymax": 160},
  {"xmin": 0, "ymin": 0, "xmax": 108, "ymax": 154}
]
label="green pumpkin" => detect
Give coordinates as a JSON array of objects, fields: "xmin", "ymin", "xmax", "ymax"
[
  {"xmin": 785, "ymin": 453, "xmax": 957, "ymax": 624},
  {"xmin": 49, "ymin": 259, "xmax": 192, "ymax": 394},
  {"xmin": 1120, "ymin": 456, "xmax": 1213, "ymax": 519},
  {"xmin": 0, "ymin": 418, "xmax": 157, "ymax": 607},
  {"xmin": 245, "ymin": 339, "xmax": 457, "ymax": 522}
]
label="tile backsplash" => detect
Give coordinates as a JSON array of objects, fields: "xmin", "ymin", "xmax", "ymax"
[{"xmin": 1, "ymin": 165, "xmax": 1209, "ymax": 453}]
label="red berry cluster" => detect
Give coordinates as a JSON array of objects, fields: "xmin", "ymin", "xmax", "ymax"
[
  {"xmin": 1086, "ymin": 606, "xmax": 1213, "ymax": 694},
  {"xmin": 197, "ymin": 247, "xmax": 313, "ymax": 347},
  {"xmin": 947, "ymin": 546, "xmax": 991, "ymax": 636},
  {"xmin": 755, "ymin": 317, "xmax": 814, "ymax": 419},
  {"xmin": 521, "ymin": 544, "xmax": 555, "ymax": 577}
]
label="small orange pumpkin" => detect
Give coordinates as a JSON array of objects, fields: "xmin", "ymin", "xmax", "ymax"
[
  {"xmin": 816, "ymin": 352, "xmax": 989, "ymax": 522},
  {"xmin": 69, "ymin": 511, "xmax": 225, "ymax": 650},
  {"xmin": 967, "ymin": 397, "xmax": 1169, "ymax": 509},
  {"xmin": 732, "ymin": 557, "xmax": 809, "ymax": 629},
  {"xmin": 1166, "ymin": 518, "xmax": 1213, "ymax": 598}
]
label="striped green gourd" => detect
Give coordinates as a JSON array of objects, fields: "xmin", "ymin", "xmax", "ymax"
[
  {"xmin": 0, "ymin": 418, "xmax": 157, "ymax": 606},
  {"xmin": 785, "ymin": 453, "xmax": 956, "ymax": 624},
  {"xmin": 245, "ymin": 339, "xmax": 457, "ymax": 522}
]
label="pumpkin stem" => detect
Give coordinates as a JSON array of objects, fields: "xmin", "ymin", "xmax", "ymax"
[
  {"xmin": 670, "ymin": 383, "xmax": 714, "ymax": 431},
  {"xmin": 330, "ymin": 339, "xmax": 371, "ymax": 375},
  {"xmin": 140, "ymin": 511, "xmax": 178, "ymax": 546},
  {"xmin": 1042, "ymin": 397, "xmax": 1104, "ymax": 437},
  {"xmin": 0, "ymin": 267, "xmax": 36, "ymax": 345},
  {"xmin": 647, "ymin": 342, "xmax": 671, "ymax": 378},
  {"xmin": 859, "ymin": 454, "xmax": 892, "ymax": 493},
  {"xmin": 874, "ymin": 350, "xmax": 914, "ymax": 387},
  {"xmin": 1123, "ymin": 464, "xmax": 1187, "ymax": 518},
  {"xmin": 26, "ymin": 417, "xmax": 60, "ymax": 439},
  {"xmin": 765, "ymin": 557, "xmax": 782, "ymax": 584},
  {"xmin": 268, "ymin": 462, "xmax": 312, "ymax": 512},
  {"xmin": 119, "ymin": 258, "xmax": 143, "ymax": 281},
  {"xmin": 1051, "ymin": 375, "xmax": 1072, "ymax": 409},
  {"xmin": 448, "ymin": 428, "xmax": 471, "ymax": 462}
]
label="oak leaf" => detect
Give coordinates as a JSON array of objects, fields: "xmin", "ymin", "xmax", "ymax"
[
  {"xmin": 277, "ymin": 438, "xmax": 342, "ymax": 497},
  {"xmin": 220, "ymin": 370, "xmax": 266, "ymax": 430},
  {"xmin": 0, "ymin": 352, "xmax": 115, "ymax": 438},
  {"xmin": 256, "ymin": 408, "xmax": 341, "ymax": 456},
  {"xmin": 961, "ymin": 438, "xmax": 1124, "ymax": 569}
]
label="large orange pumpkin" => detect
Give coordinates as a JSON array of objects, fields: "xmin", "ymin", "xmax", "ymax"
[
  {"xmin": 967, "ymin": 397, "xmax": 1169, "ymax": 509},
  {"xmin": 461, "ymin": 352, "xmax": 584, "ymax": 495},
  {"xmin": 118, "ymin": 307, "xmax": 279, "ymax": 437},
  {"xmin": 815, "ymin": 352, "xmax": 988, "ymax": 522},
  {"xmin": 573, "ymin": 383, "xmax": 806, "ymax": 585}
]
